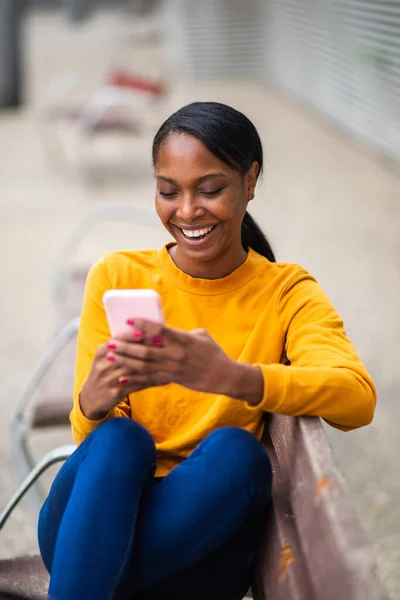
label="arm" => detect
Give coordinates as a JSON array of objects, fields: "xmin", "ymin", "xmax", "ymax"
[
  {"xmin": 70, "ymin": 259, "xmax": 130, "ymax": 445},
  {"xmin": 110, "ymin": 271, "xmax": 376, "ymax": 433},
  {"xmin": 241, "ymin": 272, "xmax": 376, "ymax": 431}
]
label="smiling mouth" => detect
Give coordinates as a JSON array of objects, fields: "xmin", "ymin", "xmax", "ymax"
[
  {"xmin": 181, "ymin": 225, "xmax": 216, "ymax": 238},
  {"xmin": 173, "ymin": 224, "xmax": 219, "ymax": 241}
]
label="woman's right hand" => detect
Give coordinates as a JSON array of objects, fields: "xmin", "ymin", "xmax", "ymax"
[{"xmin": 79, "ymin": 332, "xmax": 168, "ymax": 421}]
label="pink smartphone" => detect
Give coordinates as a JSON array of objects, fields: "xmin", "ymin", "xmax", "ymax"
[{"xmin": 102, "ymin": 289, "xmax": 164, "ymax": 337}]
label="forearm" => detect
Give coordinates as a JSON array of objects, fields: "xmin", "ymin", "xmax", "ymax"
[
  {"xmin": 252, "ymin": 363, "xmax": 376, "ymax": 429},
  {"xmin": 222, "ymin": 357, "xmax": 376, "ymax": 430}
]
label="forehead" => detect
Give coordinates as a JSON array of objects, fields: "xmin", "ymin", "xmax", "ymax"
[{"xmin": 155, "ymin": 133, "xmax": 232, "ymax": 179}]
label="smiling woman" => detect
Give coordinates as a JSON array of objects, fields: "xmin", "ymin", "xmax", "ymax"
[{"xmin": 37, "ymin": 102, "xmax": 376, "ymax": 600}]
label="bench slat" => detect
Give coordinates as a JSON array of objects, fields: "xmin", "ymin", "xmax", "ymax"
[
  {"xmin": 252, "ymin": 424, "xmax": 315, "ymax": 599},
  {"xmin": 289, "ymin": 416, "xmax": 387, "ymax": 600},
  {"xmin": 0, "ymin": 556, "xmax": 48, "ymax": 600},
  {"xmin": 254, "ymin": 414, "xmax": 388, "ymax": 600}
]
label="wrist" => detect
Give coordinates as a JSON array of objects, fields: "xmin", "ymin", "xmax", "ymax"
[
  {"xmin": 79, "ymin": 390, "xmax": 109, "ymax": 422},
  {"xmin": 223, "ymin": 360, "xmax": 264, "ymax": 406}
]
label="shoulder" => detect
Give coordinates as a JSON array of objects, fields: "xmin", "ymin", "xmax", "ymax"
[
  {"xmin": 265, "ymin": 262, "xmax": 339, "ymax": 328},
  {"xmin": 252, "ymin": 252, "xmax": 315, "ymax": 295},
  {"xmin": 89, "ymin": 248, "xmax": 159, "ymax": 288},
  {"xmin": 273, "ymin": 262, "xmax": 316, "ymax": 295}
]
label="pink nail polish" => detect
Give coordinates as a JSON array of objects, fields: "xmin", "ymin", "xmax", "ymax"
[
  {"xmin": 126, "ymin": 318, "xmax": 135, "ymax": 326},
  {"xmin": 107, "ymin": 354, "xmax": 116, "ymax": 362},
  {"xmin": 133, "ymin": 330, "xmax": 142, "ymax": 340},
  {"xmin": 108, "ymin": 342, "xmax": 117, "ymax": 350},
  {"xmin": 119, "ymin": 377, "xmax": 128, "ymax": 384},
  {"xmin": 152, "ymin": 336, "xmax": 162, "ymax": 346}
]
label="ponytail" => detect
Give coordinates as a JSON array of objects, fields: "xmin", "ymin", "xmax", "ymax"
[{"xmin": 241, "ymin": 211, "xmax": 276, "ymax": 262}]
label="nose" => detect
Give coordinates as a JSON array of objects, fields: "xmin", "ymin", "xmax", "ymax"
[{"xmin": 175, "ymin": 193, "xmax": 205, "ymax": 222}]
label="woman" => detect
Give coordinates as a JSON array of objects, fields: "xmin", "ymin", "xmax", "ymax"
[{"xmin": 38, "ymin": 102, "xmax": 376, "ymax": 600}]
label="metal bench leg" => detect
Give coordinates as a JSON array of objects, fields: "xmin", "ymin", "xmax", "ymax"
[
  {"xmin": 10, "ymin": 317, "xmax": 80, "ymax": 515},
  {"xmin": 11, "ymin": 419, "xmax": 43, "ymax": 514},
  {"xmin": 0, "ymin": 445, "xmax": 76, "ymax": 531}
]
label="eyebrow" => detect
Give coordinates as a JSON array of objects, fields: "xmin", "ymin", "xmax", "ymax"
[{"xmin": 157, "ymin": 173, "xmax": 227, "ymax": 185}]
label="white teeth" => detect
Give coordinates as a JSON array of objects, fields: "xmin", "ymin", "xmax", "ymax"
[{"xmin": 181, "ymin": 225, "xmax": 214, "ymax": 238}]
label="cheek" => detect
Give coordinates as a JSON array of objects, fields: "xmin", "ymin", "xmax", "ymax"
[
  {"xmin": 218, "ymin": 192, "xmax": 247, "ymax": 221},
  {"xmin": 155, "ymin": 198, "xmax": 173, "ymax": 224}
]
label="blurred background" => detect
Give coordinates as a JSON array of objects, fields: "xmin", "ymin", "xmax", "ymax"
[{"xmin": 0, "ymin": 0, "xmax": 399, "ymax": 597}]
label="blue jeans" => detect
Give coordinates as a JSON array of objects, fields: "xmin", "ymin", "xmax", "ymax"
[{"xmin": 38, "ymin": 418, "xmax": 272, "ymax": 600}]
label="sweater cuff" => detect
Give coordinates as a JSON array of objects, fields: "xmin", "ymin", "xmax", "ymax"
[
  {"xmin": 74, "ymin": 395, "xmax": 113, "ymax": 433},
  {"xmin": 245, "ymin": 364, "xmax": 287, "ymax": 412}
]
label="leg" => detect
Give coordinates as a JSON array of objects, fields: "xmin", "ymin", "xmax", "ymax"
[
  {"xmin": 122, "ymin": 426, "xmax": 272, "ymax": 597},
  {"xmin": 38, "ymin": 418, "xmax": 156, "ymax": 600},
  {"xmin": 136, "ymin": 501, "xmax": 268, "ymax": 600}
]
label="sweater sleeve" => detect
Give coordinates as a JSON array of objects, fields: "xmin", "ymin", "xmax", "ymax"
[
  {"xmin": 251, "ymin": 271, "xmax": 376, "ymax": 431},
  {"xmin": 69, "ymin": 258, "xmax": 130, "ymax": 445}
]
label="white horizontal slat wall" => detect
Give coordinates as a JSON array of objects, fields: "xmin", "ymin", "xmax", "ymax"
[
  {"xmin": 165, "ymin": 0, "xmax": 267, "ymax": 78},
  {"xmin": 265, "ymin": 0, "xmax": 400, "ymax": 163}
]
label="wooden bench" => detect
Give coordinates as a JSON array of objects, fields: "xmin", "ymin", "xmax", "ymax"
[
  {"xmin": 253, "ymin": 415, "xmax": 387, "ymax": 600},
  {"xmin": 1, "ymin": 412, "xmax": 388, "ymax": 599}
]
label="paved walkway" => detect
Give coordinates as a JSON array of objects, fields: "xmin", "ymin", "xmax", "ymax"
[{"xmin": 0, "ymin": 7, "xmax": 399, "ymax": 599}]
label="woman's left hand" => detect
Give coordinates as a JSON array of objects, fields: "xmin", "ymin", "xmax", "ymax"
[{"xmin": 109, "ymin": 319, "xmax": 236, "ymax": 395}]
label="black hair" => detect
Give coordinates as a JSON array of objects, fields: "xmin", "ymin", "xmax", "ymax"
[{"xmin": 152, "ymin": 101, "xmax": 276, "ymax": 262}]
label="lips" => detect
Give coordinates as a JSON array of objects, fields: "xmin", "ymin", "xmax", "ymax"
[
  {"xmin": 172, "ymin": 223, "xmax": 220, "ymax": 246},
  {"xmin": 180, "ymin": 225, "xmax": 216, "ymax": 238}
]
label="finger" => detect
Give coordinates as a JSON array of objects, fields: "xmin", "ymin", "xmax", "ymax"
[
  {"xmin": 113, "ymin": 322, "xmax": 165, "ymax": 347},
  {"xmin": 106, "ymin": 352, "xmax": 171, "ymax": 376},
  {"xmin": 106, "ymin": 335, "xmax": 184, "ymax": 367},
  {"xmin": 129, "ymin": 319, "xmax": 189, "ymax": 346},
  {"xmin": 100, "ymin": 353, "xmax": 155, "ymax": 387},
  {"xmin": 105, "ymin": 341, "xmax": 164, "ymax": 363},
  {"xmin": 131, "ymin": 319, "xmax": 166, "ymax": 346},
  {"xmin": 104, "ymin": 340, "xmax": 185, "ymax": 383},
  {"xmin": 114, "ymin": 321, "xmax": 190, "ymax": 348},
  {"xmin": 102, "ymin": 364, "xmax": 130, "ymax": 386},
  {"xmin": 112, "ymin": 328, "xmax": 146, "ymax": 344},
  {"xmin": 128, "ymin": 371, "xmax": 172, "ymax": 387},
  {"xmin": 117, "ymin": 371, "xmax": 172, "ymax": 392},
  {"xmin": 96, "ymin": 341, "xmax": 116, "ymax": 359},
  {"xmin": 103, "ymin": 369, "xmax": 139, "ymax": 395}
]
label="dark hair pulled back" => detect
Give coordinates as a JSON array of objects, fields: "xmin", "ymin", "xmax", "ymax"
[{"xmin": 152, "ymin": 101, "xmax": 276, "ymax": 262}]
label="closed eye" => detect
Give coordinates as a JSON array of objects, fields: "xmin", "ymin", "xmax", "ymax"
[
  {"xmin": 159, "ymin": 187, "xmax": 225, "ymax": 198},
  {"xmin": 200, "ymin": 187, "xmax": 225, "ymax": 197},
  {"xmin": 159, "ymin": 190, "xmax": 178, "ymax": 198}
]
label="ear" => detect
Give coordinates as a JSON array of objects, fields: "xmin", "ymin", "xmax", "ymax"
[{"xmin": 246, "ymin": 161, "xmax": 259, "ymax": 202}]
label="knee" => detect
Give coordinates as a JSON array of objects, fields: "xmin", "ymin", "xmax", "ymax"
[
  {"xmin": 90, "ymin": 418, "xmax": 156, "ymax": 466},
  {"xmin": 204, "ymin": 427, "xmax": 273, "ymax": 501}
]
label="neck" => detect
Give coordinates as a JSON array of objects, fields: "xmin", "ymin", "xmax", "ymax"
[{"xmin": 169, "ymin": 243, "xmax": 248, "ymax": 280}]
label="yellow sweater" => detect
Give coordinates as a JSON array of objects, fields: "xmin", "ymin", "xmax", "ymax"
[{"xmin": 70, "ymin": 244, "xmax": 376, "ymax": 477}]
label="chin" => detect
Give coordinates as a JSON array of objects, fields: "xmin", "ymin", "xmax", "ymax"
[
  {"xmin": 179, "ymin": 240, "xmax": 229, "ymax": 265},
  {"xmin": 186, "ymin": 246, "xmax": 221, "ymax": 261}
]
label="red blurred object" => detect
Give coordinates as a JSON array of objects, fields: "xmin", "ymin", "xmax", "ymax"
[{"xmin": 107, "ymin": 71, "xmax": 166, "ymax": 96}]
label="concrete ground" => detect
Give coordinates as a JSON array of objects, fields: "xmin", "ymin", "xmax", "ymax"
[{"xmin": 1, "ymin": 7, "xmax": 400, "ymax": 599}]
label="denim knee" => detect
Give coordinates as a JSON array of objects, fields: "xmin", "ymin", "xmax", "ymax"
[
  {"xmin": 89, "ymin": 417, "xmax": 156, "ymax": 472},
  {"xmin": 201, "ymin": 427, "xmax": 272, "ymax": 504}
]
